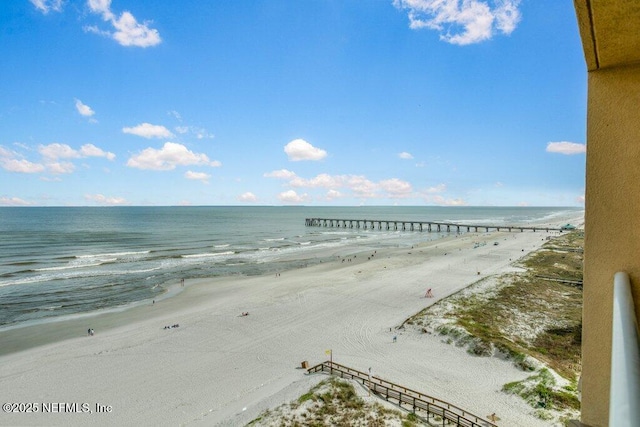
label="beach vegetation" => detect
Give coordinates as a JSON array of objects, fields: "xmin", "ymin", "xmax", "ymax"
[
  {"xmin": 402, "ymin": 412, "xmax": 420, "ymax": 427},
  {"xmin": 502, "ymin": 368, "xmax": 580, "ymax": 413},
  {"xmin": 248, "ymin": 377, "xmax": 429, "ymax": 426},
  {"xmin": 467, "ymin": 338, "xmax": 493, "ymax": 356},
  {"xmin": 403, "ymin": 231, "xmax": 583, "ymax": 423},
  {"xmin": 297, "ymin": 391, "xmax": 315, "ymax": 404},
  {"xmin": 408, "ymin": 231, "xmax": 583, "ymax": 379},
  {"xmin": 432, "ymin": 272, "xmax": 582, "ymax": 378}
]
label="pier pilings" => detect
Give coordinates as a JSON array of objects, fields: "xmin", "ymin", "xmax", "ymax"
[{"xmin": 304, "ymin": 218, "xmax": 558, "ymax": 233}]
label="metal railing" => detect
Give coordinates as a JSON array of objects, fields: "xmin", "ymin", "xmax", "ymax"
[
  {"xmin": 307, "ymin": 360, "xmax": 497, "ymax": 427},
  {"xmin": 610, "ymin": 272, "xmax": 640, "ymax": 427}
]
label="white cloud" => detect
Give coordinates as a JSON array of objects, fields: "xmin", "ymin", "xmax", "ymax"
[
  {"xmin": 0, "ymin": 158, "xmax": 46, "ymax": 173},
  {"xmin": 431, "ymin": 195, "xmax": 468, "ymax": 206},
  {"xmin": 83, "ymin": 25, "xmax": 111, "ymax": 38},
  {"xmin": 168, "ymin": 110, "xmax": 182, "ymax": 121},
  {"xmin": 88, "ymin": 0, "xmax": 114, "ymax": 19},
  {"xmin": 576, "ymin": 195, "xmax": 585, "ymax": 204},
  {"xmin": 47, "ymin": 161, "xmax": 75, "ymax": 174},
  {"xmin": 164, "ymin": 111, "xmax": 214, "ymax": 139},
  {"xmin": 325, "ymin": 189, "xmax": 343, "ymax": 201},
  {"xmin": 289, "ymin": 173, "xmax": 345, "ymax": 188},
  {"xmin": 0, "ymin": 197, "xmax": 32, "ymax": 206},
  {"xmin": 30, "ymin": 0, "xmax": 63, "ymax": 14},
  {"xmin": 80, "ymin": 143, "xmax": 115, "ymax": 160},
  {"xmin": 284, "ymin": 139, "xmax": 327, "ymax": 161},
  {"xmin": 38, "ymin": 143, "xmax": 115, "ymax": 162},
  {"xmin": 85, "ymin": 193, "xmax": 129, "ymax": 206},
  {"xmin": 347, "ymin": 176, "xmax": 379, "ymax": 198},
  {"xmin": 39, "ymin": 143, "xmax": 80, "ymax": 160},
  {"xmin": 379, "ymin": 178, "xmax": 413, "ymax": 197},
  {"xmin": 127, "ymin": 142, "xmax": 221, "ymax": 171},
  {"xmin": 112, "ymin": 11, "xmax": 161, "ymax": 47},
  {"xmin": 0, "ymin": 146, "xmax": 46, "ymax": 173},
  {"xmin": 184, "ymin": 170, "xmax": 210, "ymax": 184},
  {"xmin": 398, "ymin": 151, "xmax": 414, "ymax": 159},
  {"xmin": 546, "ymin": 141, "xmax": 586, "ymax": 155},
  {"xmin": 195, "ymin": 130, "xmax": 214, "ymax": 139},
  {"xmin": 393, "ymin": 0, "xmax": 521, "ymax": 45},
  {"xmin": 12, "ymin": 142, "xmax": 30, "ymax": 151},
  {"xmin": 237, "ymin": 192, "xmax": 258, "ymax": 203},
  {"xmin": 264, "ymin": 169, "xmax": 297, "ymax": 179},
  {"xmin": 494, "ymin": 0, "xmax": 520, "ymax": 33},
  {"xmin": 281, "ymin": 172, "xmax": 414, "ymax": 200},
  {"xmin": 75, "ymin": 98, "xmax": 95, "ymax": 117},
  {"xmin": 172, "ymin": 125, "xmax": 214, "ymax": 139},
  {"xmin": 123, "ymin": 123, "xmax": 174, "ymax": 139},
  {"xmin": 264, "ymin": 168, "xmax": 451, "ymax": 202},
  {"xmin": 423, "ymin": 183, "xmax": 447, "ymax": 194},
  {"xmin": 86, "ymin": 0, "xmax": 161, "ymax": 48},
  {"xmin": 277, "ymin": 190, "xmax": 310, "ymax": 204}
]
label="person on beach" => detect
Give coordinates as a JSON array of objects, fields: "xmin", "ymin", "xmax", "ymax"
[
  {"xmin": 393, "ymin": 335, "xmax": 397, "ymax": 343},
  {"xmin": 425, "ymin": 288, "xmax": 433, "ymax": 298}
]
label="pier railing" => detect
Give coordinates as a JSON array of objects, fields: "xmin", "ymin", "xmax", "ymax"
[
  {"xmin": 307, "ymin": 360, "xmax": 497, "ymax": 427},
  {"xmin": 305, "ymin": 218, "xmax": 559, "ymax": 233}
]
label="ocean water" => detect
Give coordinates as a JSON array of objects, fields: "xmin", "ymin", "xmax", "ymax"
[{"xmin": 0, "ymin": 206, "xmax": 581, "ymax": 329}]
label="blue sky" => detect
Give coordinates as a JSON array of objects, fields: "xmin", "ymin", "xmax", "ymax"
[{"xmin": 0, "ymin": 0, "xmax": 587, "ymax": 207}]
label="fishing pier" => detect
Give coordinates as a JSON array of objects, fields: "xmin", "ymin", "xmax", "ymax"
[{"xmin": 305, "ymin": 218, "xmax": 559, "ymax": 233}]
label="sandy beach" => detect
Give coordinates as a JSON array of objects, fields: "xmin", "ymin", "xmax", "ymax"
[{"xmin": 0, "ymin": 213, "xmax": 582, "ymax": 426}]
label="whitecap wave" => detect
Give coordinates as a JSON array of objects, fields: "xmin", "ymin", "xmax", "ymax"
[
  {"xmin": 76, "ymin": 251, "xmax": 150, "ymax": 259},
  {"xmin": 35, "ymin": 259, "xmax": 118, "ymax": 271},
  {"xmin": 182, "ymin": 251, "xmax": 235, "ymax": 259}
]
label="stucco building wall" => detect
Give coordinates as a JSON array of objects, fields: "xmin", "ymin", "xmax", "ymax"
[{"xmin": 582, "ymin": 63, "xmax": 640, "ymax": 426}]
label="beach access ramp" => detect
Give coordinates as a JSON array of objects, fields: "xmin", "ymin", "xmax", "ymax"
[{"xmin": 307, "ymin": 360, "xmax": 498, "ymax": 427}]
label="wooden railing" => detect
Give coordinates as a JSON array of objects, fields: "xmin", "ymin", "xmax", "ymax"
[{"xmin": 307, "ymin": 360, "xmax": 498, "ymax": 427}]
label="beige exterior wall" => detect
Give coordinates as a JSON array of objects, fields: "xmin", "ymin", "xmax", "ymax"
[{"xmin": 582, "ymin": 64, "xmax": 640, "ymax": 426}]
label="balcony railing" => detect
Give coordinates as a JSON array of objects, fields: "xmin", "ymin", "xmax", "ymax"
[{"xmin": 610, "ymin": 272, "xmax": 640, "ymax": 427}]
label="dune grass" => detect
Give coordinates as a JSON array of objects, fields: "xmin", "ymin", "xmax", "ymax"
[
  {"xmin": 409, "ymin": 231, "xmax": 583, "ymax": 380},
  {"xmin": 247, "ymin": 377, "xmax": 426, "ymax": 426}
]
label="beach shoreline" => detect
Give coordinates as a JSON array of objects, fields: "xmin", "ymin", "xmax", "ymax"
[
  {"xmin": 0, "ymin": 231, "xmax": 473, "ymax": 356},
  {"xmin": 0, "ymin": 212, "xmax": 583, "ymax": 426}
]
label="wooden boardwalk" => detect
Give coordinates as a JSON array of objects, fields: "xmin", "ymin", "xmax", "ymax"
[
  {"xmin": 307, "ymin": 360, "xmax": 498, "ymax": 427},
  {"xmin": 306, "ymin": 217, "xmax": 560, "ymax": 233}
]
